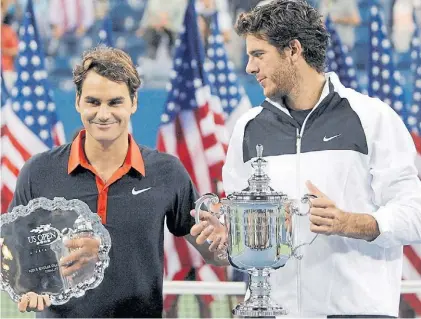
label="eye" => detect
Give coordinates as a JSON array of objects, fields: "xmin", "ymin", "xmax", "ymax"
[
  {"xmin": 88, "ymin": 100, "xmax": 100, "ymax": 106},
  {"xmin": 109, "ymin": 100, "xmax": 123, "ymax": 107}
]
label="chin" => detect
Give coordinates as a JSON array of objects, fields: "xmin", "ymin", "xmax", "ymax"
[
  {"xmin": 89, "ymin": 130, "xmax": 119, "ymax": 143},
  {"xmin": 94, "ymin": 136, "xmax": 118, "ymax": 144},
  {"xmin": 265, "ymin": 90, "xmax": 278, "ymax": 100},
  {"xmin": 266, "ymin": 88, "xmax": 286, "ymax": 101}
]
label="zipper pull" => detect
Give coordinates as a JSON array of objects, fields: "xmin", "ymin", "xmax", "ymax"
[{"xmin": 296, "ymin": 132, "xmax": 302, "ymax": 151}]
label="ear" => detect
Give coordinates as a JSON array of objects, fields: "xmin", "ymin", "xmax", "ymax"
[
  {"xmin": 75, "ymin": 93, "xmax": 81, "ymax": 113},
  {"xmin": 131, "ymin": 94, "xmax": 138, "ymax": 114},
  {"xmin": 288, "ymin": 39, "xmax": 302, "ymax": 63}
]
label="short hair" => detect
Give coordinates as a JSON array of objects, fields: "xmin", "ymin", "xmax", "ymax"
[
  {"xmin": 73, "ymin": 45, "xmax": 141, "ymax": 101},
  {"xmin": 235, "ymin": 0, "xmax": 329, "ymax": 73}
]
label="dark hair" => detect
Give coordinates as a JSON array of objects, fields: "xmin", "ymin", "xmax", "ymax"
[
  {"xmin": 235, "ymin": 0, "xmax": 329, "ymax": 73},
  {"xmin": 73, "ymin": 45, "xmax": 141, "ymax": 102}
]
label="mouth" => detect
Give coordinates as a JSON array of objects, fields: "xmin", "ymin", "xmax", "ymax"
[
  {"xmin": 90, "ymin": 122, "xmax": 118, "ymax": 130},
  {"xmin": 257, "ymin": 77, "xmax": 266, "ymax": 86}
]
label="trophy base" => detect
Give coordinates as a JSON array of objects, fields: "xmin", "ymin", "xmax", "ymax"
[{"xmin": 232, "ymin": 296, "xmax": 288, "ymax": 318}]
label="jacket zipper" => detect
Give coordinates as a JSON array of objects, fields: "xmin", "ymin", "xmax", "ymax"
[
  {"xmin": 295, "ymin": 129, "xmax": 302, "ymax": 316},
  {"xmin": 295, "ymin": 112, "xmax": 313, "ymax": 316}
]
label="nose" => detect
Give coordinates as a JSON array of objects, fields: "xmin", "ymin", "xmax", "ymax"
[
  {"xmin": 245, "ymin": 57, "xmax": 258, "ymax": 75},
  {"xmin": 96, "ymin": 104, "xmax": 111, "ymax": 121}
]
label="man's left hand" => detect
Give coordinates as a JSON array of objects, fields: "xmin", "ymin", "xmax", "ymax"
[{"xmin": 306, "ymin": 181, "xmax": 349, "ymax": 236}]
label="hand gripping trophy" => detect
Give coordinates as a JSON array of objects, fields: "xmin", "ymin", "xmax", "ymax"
[{"xmin": 195, "ymin": 144, "xmax": 316, "ymax": 317}]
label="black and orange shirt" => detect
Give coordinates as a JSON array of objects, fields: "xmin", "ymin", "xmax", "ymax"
[{"xmin": 9, "ymin": 130, "xmax": 197, "ymax": 318}]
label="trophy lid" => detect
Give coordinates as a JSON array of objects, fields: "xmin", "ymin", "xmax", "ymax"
[{"xmin": 227, "ymin": 144, "xmax": 286, "ymax": 201}]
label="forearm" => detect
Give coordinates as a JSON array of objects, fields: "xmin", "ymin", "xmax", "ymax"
[{"xmin": 340, "ymin": 212, "xmax": 380, "ymax": 241}]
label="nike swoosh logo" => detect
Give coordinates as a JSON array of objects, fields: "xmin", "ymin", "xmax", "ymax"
[
  {"xmin": 323, "ymin": 134, "xmax": 341, "ymax": 142},
  {"xmin": 132, "ymin": 187, "xmax": 151, "ymax": 195}
]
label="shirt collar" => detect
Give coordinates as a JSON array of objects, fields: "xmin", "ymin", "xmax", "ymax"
[{"xmin": 67, "ymin": 129, "xmax": 145, "ymax": 176}]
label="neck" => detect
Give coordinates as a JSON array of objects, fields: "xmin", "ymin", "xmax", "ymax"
[
  {"xmin": 84, "ymin": 132, "xmax": 129, "ymax": 172},
  {"xmin": 282, "ymin": 70, "xmax": 326, "ymax": 111}
]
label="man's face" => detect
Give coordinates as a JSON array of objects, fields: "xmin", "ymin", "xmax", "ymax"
[
  {"xmin": 245, "ymin": 35, "xmax": 297, "ymax": 100},
  {"xmin": 76, "ymin": 71, "xmax": 136, "ymax": 144}
]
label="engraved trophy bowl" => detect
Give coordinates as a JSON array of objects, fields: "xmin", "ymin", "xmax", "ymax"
[
  {"xmin": 195, "ymin": 144, "xmax": 316, "ymax": 317},
  {"xmin": 0, "ymin": 197, "xmax": 111, "ymax": 305}
]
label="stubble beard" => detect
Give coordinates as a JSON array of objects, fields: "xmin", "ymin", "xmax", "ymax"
[{"xmin": 266, "ymin": 66, "xmax": 296, "ymax": 105}]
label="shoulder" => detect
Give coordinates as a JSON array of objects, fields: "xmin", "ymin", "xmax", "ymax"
[
  {"xmin": 340, "ymin": 88, "xmax": 401, "ymax": 125},
  {"xmin": 330, "ymin": 73, "xmax": 401, "ymax": 126},
  {"xmin": 140, "ymin": 145, "xmax": 190, "ymax": 178},
  {"xmin": 231, "ymin": 106, "xmax": 264, "ymax": 138},
  {"xmin": 237, "ymin": 106, "xmax": 264, "ymax": 122},
  {"xmin": 14, "ymin": 144, "xmax": 71, "ymax": 199},
  {"xmin": 22, "ymin": 144, "xmax": 71, "ymax": 173}
]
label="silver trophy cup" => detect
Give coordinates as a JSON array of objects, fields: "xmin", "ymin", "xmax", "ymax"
[{"xmin": 195, "ymin": 144, "xmax": 316, "ymax": 317}]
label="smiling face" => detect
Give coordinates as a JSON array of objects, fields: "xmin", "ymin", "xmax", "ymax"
[
  {"xmin": 245, "ymin": 35, "xmax": 297, "ymax": 100},
  {"xmin": 75, "ymin": 71, "xmax": 137, "ymax": 145}
]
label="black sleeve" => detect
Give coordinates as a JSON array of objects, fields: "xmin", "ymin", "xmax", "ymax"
[
  {"xmin": 166, "ymin": 159, "xmax": 199, "ymax": 237},
  {"xmin": 8, "ymin": 155, "xmax": 37, "ymax": 212}
]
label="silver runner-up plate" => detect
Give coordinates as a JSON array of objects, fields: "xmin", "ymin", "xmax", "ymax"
[{"xmin": 0, "ymin": 197, "xmax": 111, "ymax": 305}]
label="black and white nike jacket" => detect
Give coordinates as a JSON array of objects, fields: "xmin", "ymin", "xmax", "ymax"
[{"xmin": 222, "ymin": 72, "xmax": 421, "ymax": 317}]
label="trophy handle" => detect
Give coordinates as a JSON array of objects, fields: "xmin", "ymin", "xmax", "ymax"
[
  {"xmin": 194, "ymin": 193, "xmax": 221, "ymax": 224},
  {"xmin": 290, "ymin": 194, "xmax": 319, "ymax": 259},
  {"xmin": 293, "ymin": 194, "xmax": 317, "ymax": 216},
  {"xmin": 194, "ymin": 193, "xmax": 228, "ymax": 260}
]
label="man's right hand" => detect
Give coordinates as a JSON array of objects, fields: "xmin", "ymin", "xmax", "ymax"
[
  {"xmin": 59, "ymin": 237, "xmax": 100, "ymax": 277},
  {"xmin": 18, "ymin": 292, "xmax": 51, "ymax": 313}
]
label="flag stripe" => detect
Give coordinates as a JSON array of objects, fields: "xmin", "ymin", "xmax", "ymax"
[
  {"xmin": 404, "ymin": 246, "xmax": 421, "ymax": 279},
  {"xmin": 174, "ymin": 116, "xmax": 199, "ymax": 188},
  {"xmin": 1, "ymin": 185, "xmax": 13, "ymax": 213},
  {"xmin": 1, "ymin": 134, "xmax": 26, "ymax": 169},
  {"xmin": 1, "ymin": 166, "xmax": 17, "ymax": 196},
  {"xmin": 1, "ymin": 126, "xmax": 32, "ymax": 162},
  {"xmin": 2, "ymin": 105, "xmax": 49, "ymax": 156},
  {"xmin": 1, "ymin": 156, "xmax": 20, "ymax": 177},
  {"xmin": 180, "ymin": 112, "xmax": 213, "ymax": 194}
]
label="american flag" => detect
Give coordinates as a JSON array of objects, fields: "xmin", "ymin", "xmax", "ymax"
[
  {"xmin": 1, "ymin": 72, "xmax": 9, "ymax": 113},
  {"xmin": 1, "ymin": 0, "xmax": 65, "ymax": 214},
  {"xmin": 157, "ymin": 1, "xmax": 227, "ymax": 194},
  {"xmin": 1, "ymin": 73, "xmax": 11, "ymax": 161},
  {"xmin": 368, "ymin": 5, "xmax": 421, "ymax": 314},
  {"xmin": 157, "ymin": 0, "xmax": 226, "ymax": 313},
  {"xmin": 324, "ymin": 15, "xmax": 360, "ymax": 91},
  {"xmin": 407, "ymin": 14, "xmax": 421, "ymax": 138},
  {"xmin": 368, "ymin": 5, "xmax": 406, "ymax": 117},
  {"xmin": 204, "ymin": 13, "xmax": 251, "ymax": 135},
  {"xmin": 204, "ymin": 11, "xmax": 252, "ymax": 283}
]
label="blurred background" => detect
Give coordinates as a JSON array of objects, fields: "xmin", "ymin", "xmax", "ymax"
[{"xmin": 1, "ymin": 0, "xmax": 421, "ymax": 317}]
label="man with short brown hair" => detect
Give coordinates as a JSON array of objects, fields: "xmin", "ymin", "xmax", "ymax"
[{"xmin": 13, "ymin": 45, "xmax": 227, "ymax": 317}]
